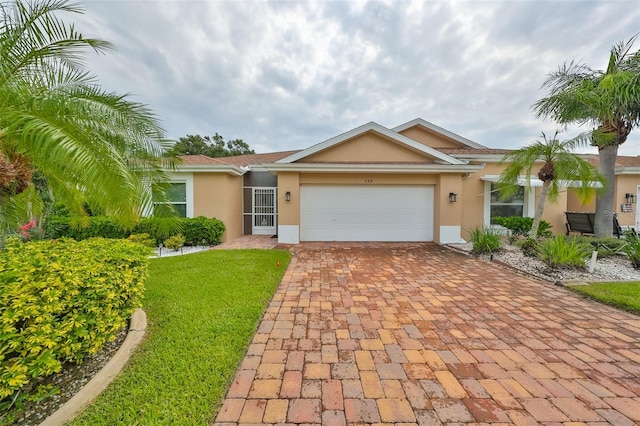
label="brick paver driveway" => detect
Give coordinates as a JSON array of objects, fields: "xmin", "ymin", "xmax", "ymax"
[{"xmin": 214, "ymin": 243, "xmax": 640, "ymax": 425}]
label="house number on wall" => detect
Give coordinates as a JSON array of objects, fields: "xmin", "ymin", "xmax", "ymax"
[{"xmin": 364, "ymin": 179, "xmax": 373, "ymax": 183}]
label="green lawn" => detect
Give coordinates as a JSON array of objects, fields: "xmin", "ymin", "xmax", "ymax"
[
  {"xmin": 570, "ymin": 281, "xmax": 640, "ymax": 314},
  {"xmin": 72, "ymin": 249, "xmax": 290, "ymax": 425}
]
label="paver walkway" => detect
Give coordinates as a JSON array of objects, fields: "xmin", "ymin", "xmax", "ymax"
[
  {"xmin": 213, "ymin": 243, "xmax": 640, "ymax": 425},
  {"xmin": 212, "ymin": 235, "xmax": 279, "ymax": 250}
]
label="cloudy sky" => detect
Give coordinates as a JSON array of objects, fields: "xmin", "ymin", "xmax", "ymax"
[{"xmin": 75, "ymin": 0, "xmax": 640, "ymax": 156}]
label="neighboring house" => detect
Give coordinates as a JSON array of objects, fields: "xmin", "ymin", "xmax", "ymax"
[{"xmin": 163, "ymin": 118, "xmax": 640, "ymax": 244}]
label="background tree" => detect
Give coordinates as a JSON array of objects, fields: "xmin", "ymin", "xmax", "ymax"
[
  {"xmin": 533, "ymin": 35, "xmax": 640, "ymax": 238},
  {"xmin": 498, "ymin": 132, "xmax": 604, "ymax": 238},
  {"xmin": 166, "ymin": 133, "xmax": 255, "ymax": 157},
  {"xmin": 0, "ymin": 0, "xmax": 175, "ymax": 233}
]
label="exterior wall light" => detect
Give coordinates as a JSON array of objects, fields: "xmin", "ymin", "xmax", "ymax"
[
  {"xmin": 285, "ymin": 191, "xmax": 291, "ymax": 202},
  {"xmin": 625, "ymin": 193, "xmax": 636, "ymax": 203},
  {"xmin": 449, "ymin": 192, "xmax": 457, "ymax": 203}
]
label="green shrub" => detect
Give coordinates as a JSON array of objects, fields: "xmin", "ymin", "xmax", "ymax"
[
  {"xmin": 492, "ymin": 216, "xmax": 552, "ymax": 238},
  {"xmin": 621, "ymin": 232, "xmax": 640, "ymax": 269},
  {"xmin": 0, "ymin": 238, "xmax": 149, "ymax": 403},
  {"xmin": 517, "ymin": 237, "xmax": 539, "ymax": 257},
  {"xmin": 44, "ymin": 216, "xmax": 126, "ymax": 240},
  {"xmin": 128, "ymin": 233, "xmax": 157, "ymax": 248},
  {"xmin": 181, "ymin": 216, "xmax": 225, "ymax": 246},
  {"xmin": 132, "ymin": 217, "xmax": 181, "ymax": 245},
  {"xmin": 469, "ymin": 227, "xmax": 502, "ymax": 255},
  {"xmin": 537, "ymin": 236, "xmax": 592, "ymax": 268},
  {"xmin": 43, "ymin": 215, "xmax": 70, "ymax": 240},
  {"xmin": 43, "ymin": 215, "xmax": 225, "ymax": 247},
  {"xmin": 164, "ymin": 234, "xmax": 186, "ymax": 250},
  {"xmin": 594, "ymin": 237, "xmax": 627, "ymax": 258}
]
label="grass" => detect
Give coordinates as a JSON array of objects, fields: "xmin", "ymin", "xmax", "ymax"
[
  {"xmin": 570, "ymin": 281, "xmax": 640, "ymax": 314},
  {"xmin": 72, "ymin": 249, "xmax": 290, "ymax": 425}
]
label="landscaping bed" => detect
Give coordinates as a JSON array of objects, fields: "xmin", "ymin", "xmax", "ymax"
[{"xmin": 450, "ymin": 241, "xmax": 640, "ymax": 283}]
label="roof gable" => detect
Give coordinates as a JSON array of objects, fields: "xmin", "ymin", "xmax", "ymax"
[
  {"xmin": 393, "ymin": 118, "xmax": 486, "ymax": 149},
  {"xmin": 302, "ymin": 131, "xmax": 438, "ymax": 163},
  {"xmin": 277, "ymin": 122, "xmax": 466, "ymax": 165}
]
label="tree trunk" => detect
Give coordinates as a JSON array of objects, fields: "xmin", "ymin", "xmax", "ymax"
[
  {"xmin": 530, "ymin": 180, "xmax": 550, "ymax": 238},
  {"xmin": 594, "ymin": 144, "xmax": 618, "ymax": 238}
]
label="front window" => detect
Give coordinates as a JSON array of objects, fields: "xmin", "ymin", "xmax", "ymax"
[
  {"xmin": 490, "ymin": 183, "xmax": 524, "ymax": 223},
  {"xmin": 155, "ymin": 182, "xmax": 187, "ymax": 217}
]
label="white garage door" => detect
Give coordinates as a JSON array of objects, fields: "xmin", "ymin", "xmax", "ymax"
[{"xmin": 300, "ymin": 185, "xmax": 434, "ymax": 241}]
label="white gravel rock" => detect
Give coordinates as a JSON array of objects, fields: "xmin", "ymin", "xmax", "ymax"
[
  {"xmin": 448, "ymin": 242, "xmax": 640, "ymax": 283},
  {"xmin": 151, "ymin": 245, "xmax": 210, "ymax": 258}
]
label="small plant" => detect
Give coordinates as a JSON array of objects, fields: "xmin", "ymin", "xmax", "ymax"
[
  {"xmin": 537, "ymin": 236, "xmax": 592, "ymax": 268},
  {"xmin": 594, "ymin": 237, "xmax": 627, "ymax": 258},
  {"xmin": 128, "ymin": 233, "xmax": 156, "ymax": 248},
  {"xmin": 517, "ymin": 237, "xmax": 539, "ymax": 257},
  {"xmin": 469, "ymin": 226, "xmax": 502, "ymax": 255},
  {"xmin": 492, "ymin": 216, "xmax": 552, "ymax": 240},
  {"xmin": 621, "ymin": 232, "xmax": 640, "ymax": 269},
  {"xmin": 163, "ymin": 234, "xmax": 186, "ymax": 251}
]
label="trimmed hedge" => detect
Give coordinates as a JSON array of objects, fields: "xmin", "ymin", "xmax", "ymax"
[
  {"xmin": 0, "ymin": 238, "xmax": 150, "ymax": 401},
  {"xmin": 44, "ymin": 216, "xmax": 225, "ymax": 246}
]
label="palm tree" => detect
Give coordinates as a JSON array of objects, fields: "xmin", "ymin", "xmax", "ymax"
[
  {"xmin": 498, "ymin": 132, "xmax": 604, "ymax": 239},
  {"xmin": 0, "ymin": 0, "xmax": 175, "ymax": 234},
  {"xmin": 533, "ymin": 35, "xmax": 640, "ymax": 238}
]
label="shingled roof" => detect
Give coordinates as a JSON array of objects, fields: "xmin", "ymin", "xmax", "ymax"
[
  {"xmin": 178, "ymin": 151, "xmax": 301, "ymax": 167},
  {"xmin": 178, "ymin": 155, "xmax": 226, "ymax": 165},
  {"xmin": 588, "ymin": 155, "xmax": 640, "ymax": 168}
]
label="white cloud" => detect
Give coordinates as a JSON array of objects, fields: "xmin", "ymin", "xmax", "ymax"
[{"xmin": 74, "ymin": 0, "xmax": 639, "ymax": 157}]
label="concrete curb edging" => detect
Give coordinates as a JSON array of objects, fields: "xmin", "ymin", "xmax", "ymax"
[{"xmin": 40, "ymin": 308, "xmax": 147, "ymax": 426}]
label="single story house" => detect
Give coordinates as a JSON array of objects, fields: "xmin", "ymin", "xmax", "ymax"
[{"xmin": 162, "ymin": 118, "xmax": 640, "ymax": 244}]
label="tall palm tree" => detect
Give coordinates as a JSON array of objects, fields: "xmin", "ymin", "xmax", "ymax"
[
  {"xmin": 498, "ymin": 132, "xmax": 603, "ymax": 238},
  {"xmin": 0, "ymin": 0, "xmax": 175, "ymax": 233},
  {"xmin": 533, "ymin": 35, "xmax": 640, "ymax": 238}
]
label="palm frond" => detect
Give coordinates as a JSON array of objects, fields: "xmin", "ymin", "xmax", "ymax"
[{"xmin": 0, "ymin": 0, "xmax": 173, "ymax": 231}]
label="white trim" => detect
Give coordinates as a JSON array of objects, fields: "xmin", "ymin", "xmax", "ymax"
[
  {"xmin": 160, "ymin": 172, "xmax": 194, "ymax": 217},
  {"xmin": 392, "ymin": 118, "xmax": 487, "ymax": 149},
  {"xmin": 276, "ymin": 122, "xmax": 467, "ymax": 165},
  {"xmin": 278, "ymin": 225, "xmax": 299, "ymax": 244},
  {"xmin": 483, "ymin": 181, "xmax": 532, "ymax": 227},
  {"xmin": 480, "ymin": 175, "xmax": 603, "ymax": 188},
  {"xmin": 264, "ymin": 163, "xmax": 484, "ymax": 174},
  {"xmin": 526, "ymin": 189, "xmax": 535, "ymax": 217},
  {"xmin": 177, "ymin": 164, "xmax": 246, "ymax": 175},
  {"xmin": 636, "ymin": 185, "xmax": 640, "ymax": 229},
  {"xmin": 448, "ymin": 154, "xmax": 509, "ymax": 162},
  {"xmin": 439, "ymin": 226, "xmax": 465, "ymax": 244},
  {"xmin": 482, "ymin": 175, "xmax": 544, "ymax": 187},
  {"xmin": 616, "ymin": 166, "xmax": 640, "ymax": 175}
]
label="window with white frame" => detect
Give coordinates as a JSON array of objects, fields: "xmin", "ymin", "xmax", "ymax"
[
  {"xmin": 155, "ymin": 182, "xmax": 187, "ymax": 217},
  {"xmin": 489, "ymin": 183, "xmax": 524, "ymax": 223}
]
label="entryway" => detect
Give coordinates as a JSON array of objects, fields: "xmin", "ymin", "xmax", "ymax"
[{"xmin": 251, "ymin": 187, "xmax": 277, "ymax": 235}]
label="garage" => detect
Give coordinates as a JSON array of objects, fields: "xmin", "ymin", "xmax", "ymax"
[{"xmin": 300, "ymin": 185, "xmax": 434, "ymax": 241}]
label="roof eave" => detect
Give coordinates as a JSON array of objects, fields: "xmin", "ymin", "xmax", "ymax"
[
  {"xmin": 263, "ymin": 163, "xmax": 485, "ymax": 174},
  {"xmin": 175, "ymin": 165, "xmax": 246, "ymax": 175},
  {"xmin": 616, "ymin": 166, "xmax": 640, "ymax": 175},
  {"xmin": 449, "ymin": 154, "xmax": 509, "ymax": 162}
]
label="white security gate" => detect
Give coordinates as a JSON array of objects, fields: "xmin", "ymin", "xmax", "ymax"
[
  {"xmin": 636, "ymin": 185, "xmax": 640, "ymax": 230},
  {"xmin": 300, "ymin": 185, "xmax": 434, "ymax": 241},
  {"xmin": 253, "ymin": 188, "xmax": 277, "ymax": 235}
]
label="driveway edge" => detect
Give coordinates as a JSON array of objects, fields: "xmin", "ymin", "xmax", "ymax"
[{"xmin": 39, "ymin": 308, "xmax": 147, "ymax": 426}]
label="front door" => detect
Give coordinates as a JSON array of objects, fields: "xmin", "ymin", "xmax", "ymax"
[{"xmin": 253, "ymin": 188, "xmax": 277, "ymax": 235}]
